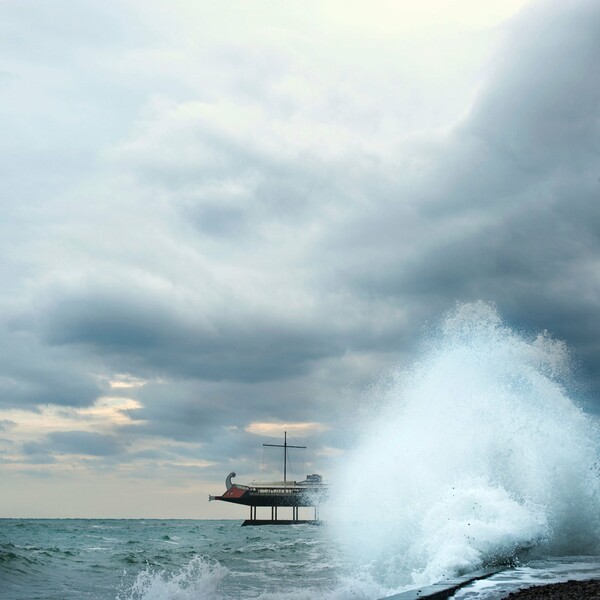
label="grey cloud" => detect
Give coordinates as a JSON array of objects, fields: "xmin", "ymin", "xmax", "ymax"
[
  {"xmin": 182, "ymin": 169, "xmax": 331, "ymax": 239},
  {"xmin": 36, "ymin": 285, "xmax": 342, "ymax": 384},
  {"xmin": 318, "ymin": 0, "xmax": 600, "ymax": 404},
  {"xmin": 24, "ymin": 431, "xmax": 125, "ymax": 458},
  {"xmin": 123, "ymin": 375, "xmax": 352, "ymax": 481},
  {"xmin": 0, "ymin": 329, "xmax": 102, "ymax": 409},
  {"xmin": 467, "ymin": 0, "xmax": 600, "ymax": 171},
  {"xmin": 122, "ymin": 378, "xmax": 314, "ymax": 443},
  {"xmin": 49, "ymin": 431, "xmax": 124, "ymax": 456},
  {"xmin": 2, "ymin": 0, "xmax": 600, "ymax": 498},
  {"xmin": 189, "ymin": 204, "xmax": 249, "ymax": 238},
  {"xmin": 0, "ymin": 372, "xmax": 99, "ymax": 409},
  {"xmin": 18, "ymin": 444, "xmax": 57, "ymax": 465}
]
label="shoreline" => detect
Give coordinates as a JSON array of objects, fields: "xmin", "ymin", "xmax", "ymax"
[
  {"xmin": 380, "ymin": 576, "xmax": 600, "ymax": 600},
  {"xmin": 379, "ymin": 561, "xmax": 600, "ymax": 600},
  {"xmin": 502, "ymin": 579, "xmax": 600, "ymax": 599}
]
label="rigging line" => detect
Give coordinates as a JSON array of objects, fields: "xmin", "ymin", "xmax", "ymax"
[
  {"xmin": 295, "ymin": 448, "xmax": 307, "ymax": 481},
  {"xmin": 288, "ymin": 434, "xmax": 302, "ymax": 446},
  {"xmin": 299, "ymin": 447, "xmax": 306, "ymax": 479},
  {"xmin": 288, "ymin": 433, "xmax": 305, "ymax": 449},
  {"xmin": 264, "ymin": 433, "xmax": 279, "ymax": 445}
]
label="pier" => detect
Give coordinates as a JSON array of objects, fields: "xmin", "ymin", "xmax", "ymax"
[{"xmin": 242, "ymin": 504, "xmax": 321, "ymax": 526}]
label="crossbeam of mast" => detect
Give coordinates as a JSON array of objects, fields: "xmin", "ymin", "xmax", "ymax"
[{"xmin": 263, "ymin": 431, "xmax": 306, "ymax": 483}]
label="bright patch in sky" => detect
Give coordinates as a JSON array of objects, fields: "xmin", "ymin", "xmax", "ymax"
[{"xmin": 245, "ymin": 422, "xmax": 330, "ymax": 437}]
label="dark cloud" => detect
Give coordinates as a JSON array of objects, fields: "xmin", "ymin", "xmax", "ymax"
[
  {"xmin": 319, "ymin": 0, "xmax": 600, "ymax": 404},
  {"xmin": 18, "ymin": 445, "xmax": 57, "ymax": 465},
  {"xmin": 24, "ymin": 431, "xmax": 124, "ymax": 457},
  {"xmin": 122, "ymin": 377, "xmax": 321, "ymax": 444},
  {"xmin": 467, "ymin": 0, "xmax": 600, "ymax": 170},
  {"xmin": 36, "ymin": 285, "xmax": 342, "ymax": 383},
  {"xmin": 0, "ymin": 329, "xmax": 102, "ymax": 409},
  {"xmin": 2, "ymin": 0, "xmax": 600, "ymax": 502}
]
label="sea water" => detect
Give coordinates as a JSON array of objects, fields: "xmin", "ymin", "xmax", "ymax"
[
  {"xmin": 2, "ymin": 303, "xmax": 600, "ymax": 599},
  {"xmin": 0, "ymin": 519, "xmax": 345, "ymax": 600},
  {"xmin": 2, "ymin": 521, "xmax": 600, "ymax": 600}
]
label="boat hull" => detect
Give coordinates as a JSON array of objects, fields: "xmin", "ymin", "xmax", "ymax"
[{"xmin": 215, "ymin": 484, "xmax": 326, "ymax": 507}]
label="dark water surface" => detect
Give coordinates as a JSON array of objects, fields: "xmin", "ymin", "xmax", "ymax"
[{"xmin": 0, "ymin": 519, "xmax": 342, "ymax": 600}]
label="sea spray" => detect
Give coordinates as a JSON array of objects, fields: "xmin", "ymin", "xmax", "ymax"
[
  {"xmin": 329, "ymin": 302, "xmax": 600, "ymax": 591},
  {"xmin": 117, "ymin": 556, "xmax": 227, "ymax": 600}
]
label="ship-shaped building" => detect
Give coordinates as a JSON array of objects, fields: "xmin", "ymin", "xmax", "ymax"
[{"xmin": 209, "ymin": 432, "xmax": 327, "ymax": 525}]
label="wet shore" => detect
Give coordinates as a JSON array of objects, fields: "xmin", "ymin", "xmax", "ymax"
[{"xmin": 503, "ymin": 579, "xmax": 600, "ymax": 599}]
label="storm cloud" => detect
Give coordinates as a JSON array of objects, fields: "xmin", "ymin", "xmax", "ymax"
[{"xmin": 1, "ymin": 0, "xmax": 599, "ymax": 516}]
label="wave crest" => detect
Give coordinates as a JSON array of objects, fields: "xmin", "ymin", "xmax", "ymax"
[
  {"xmin": 330, "ymin": 302, "xmax": 600, "ymax": 589},
  {"xmin": 118, "ymin": 555, "xmax": 227, "ymax": 600}
]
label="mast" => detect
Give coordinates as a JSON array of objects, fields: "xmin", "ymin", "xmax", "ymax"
[{"xmin": 263, "ymin": 431, "xmax": 306, "ymax": 483}]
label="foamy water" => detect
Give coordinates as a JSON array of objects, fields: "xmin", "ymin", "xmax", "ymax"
[{"xmin": 329, "ymin": 302, "xmax": 600, "ymax": 591}]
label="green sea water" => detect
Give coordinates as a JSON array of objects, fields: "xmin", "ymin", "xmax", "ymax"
[{"xmin": 0, "ymin": 519, "xmax": 347, "ymax": 600}]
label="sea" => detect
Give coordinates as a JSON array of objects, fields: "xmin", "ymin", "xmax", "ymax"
[
  {"xmin": 3, "ymin": 303, "xmax": 600, "ymax": 599},
  {"xmin": 0, "ymin": 519, "xmax": 345, "ymax": 600},
  {"xmin": 2, "ymin": 519, "xmax": 600, "ymax": 600}
]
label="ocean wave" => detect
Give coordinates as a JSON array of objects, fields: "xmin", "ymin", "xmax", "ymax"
[
  {"xmin": 330, "ymin": 302, "xmax": 600, "ymax": 589},
  {"xmin": 117, "ymin": 555, "xmax": 227, "ymax": 600},
  {"xmin": 115, "ymin": 554, "xmax": 399, "ymax": 600}
]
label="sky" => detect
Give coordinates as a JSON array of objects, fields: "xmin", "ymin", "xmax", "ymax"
[{"xmin": 1, "ymin": 0, "xmax": 599, "ymax": 518}]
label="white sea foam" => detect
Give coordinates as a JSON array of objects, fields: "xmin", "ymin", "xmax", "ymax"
[
  {"xmin": 328, "ymin": 302, "xmax": 600, "ymax": 591},
  {"xmin": 116, "ymin": 555, "xmax": 388, "ymax": 600},
  {"xmin": 117, "ymin": 555, "xmax": 227, "ymax": 600}
]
